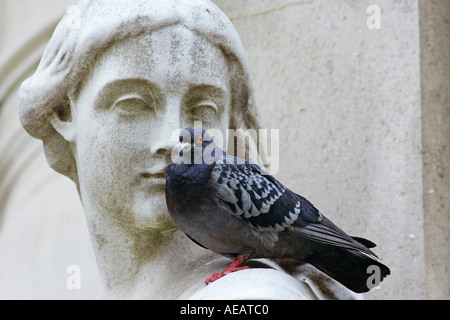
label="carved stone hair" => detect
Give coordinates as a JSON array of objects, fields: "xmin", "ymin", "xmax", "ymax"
[{"xmin": 18, "ymin": 0, "xmax": 263, "ymax": 183}]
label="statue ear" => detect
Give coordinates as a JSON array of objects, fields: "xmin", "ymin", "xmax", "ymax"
[{"xmin": 49, "ymin": 103, "xmax": 76, "ymax": 143}]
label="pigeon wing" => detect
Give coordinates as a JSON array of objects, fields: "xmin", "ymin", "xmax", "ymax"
[
  {"xmin": 210, "ymin": 162, "xmax": 302, "ymax": 232},
  {"xmin": 210, "ymin": 161, "xmax": 376, "ymax": 257}
]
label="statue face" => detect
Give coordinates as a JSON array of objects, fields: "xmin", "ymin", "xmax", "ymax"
[{"xmin": 72, "ymin": 25, "xmax": 230, "ymax": 228}]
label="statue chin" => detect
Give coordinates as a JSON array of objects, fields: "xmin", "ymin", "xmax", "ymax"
[{"xmin": 131, "ymin": 192, "xmax": 176, "ymax": 231}]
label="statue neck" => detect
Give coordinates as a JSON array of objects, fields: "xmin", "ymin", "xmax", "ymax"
[{"xmin": 83, "ymin": 202, "xmax": 220, "ymax": 299}]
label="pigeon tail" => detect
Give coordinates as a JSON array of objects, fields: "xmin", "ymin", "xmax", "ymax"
[{"xmin": 305, "ymin": 243, "xmax": 391, "ymax": 293}]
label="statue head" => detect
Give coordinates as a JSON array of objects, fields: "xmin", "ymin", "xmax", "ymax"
[{"xmin": 18, "ymin": 0, "xmax": 263, "ymax": 229}]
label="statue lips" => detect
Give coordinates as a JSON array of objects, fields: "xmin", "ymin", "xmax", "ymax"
[
  {"xmin": 141, "ymin": 171, "xmax": 166, "ymax": 180},
  {"xmin": 140, "ymin": 169, "xmax": 167, "ymax": 188},
  {"xmin": 139, "ymin": 174, "xmax": 166, "ymax": 194}
]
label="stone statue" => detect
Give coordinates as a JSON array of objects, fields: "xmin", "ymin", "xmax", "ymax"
[{"xmin": 18, "ymin": 0, "xmax": 361, "ymax": 299}]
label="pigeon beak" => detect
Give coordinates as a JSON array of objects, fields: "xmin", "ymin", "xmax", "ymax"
[{"xmin": 179, "ymin": 142, "xmax": 191, "ymax": 157}]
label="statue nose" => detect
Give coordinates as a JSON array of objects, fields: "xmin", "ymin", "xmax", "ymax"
[
  {"xmin": 151, "ymin": 137, "xmax": 178, "ymax": 157},
  {"xmin": 150, "ymin": 101, "xmax": 182, "ymax": 156}
]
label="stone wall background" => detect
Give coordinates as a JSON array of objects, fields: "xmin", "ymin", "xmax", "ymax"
[{"xmin": 0, "ymin": 0, "xmax": 448, "ymax": 299}]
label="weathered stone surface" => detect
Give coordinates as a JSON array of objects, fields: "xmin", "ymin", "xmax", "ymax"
[
  {"xmin": 0, "ymin": 0, "xmax": 448, "ymax": 299},
  {"xmin": 14, "ymin": 0, "xmax": 361, "ymax": 299}
]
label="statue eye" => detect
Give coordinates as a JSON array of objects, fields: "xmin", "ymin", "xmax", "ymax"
[
  {"xmin": 190, "ymin": 102, "xmax": 217, "ymax": 121},
  {"xmin": 113, "ymin": 94, "xmax": 152, "ymax": 116}
]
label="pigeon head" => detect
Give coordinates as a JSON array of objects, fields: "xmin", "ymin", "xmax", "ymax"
[
  {"xmin": 177, "ymin": 127, "xmax": 218, "ymax": 165},
  {"xmin": 179, "ymin": 127, "xmax": 213, "ymax": 146}
]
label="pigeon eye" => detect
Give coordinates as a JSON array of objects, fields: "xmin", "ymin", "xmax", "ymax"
[{"xmin": 197, "ymin": 136, "xmax": 204, "ymax": 144}]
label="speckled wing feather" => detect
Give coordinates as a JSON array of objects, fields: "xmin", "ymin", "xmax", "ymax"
[
  {"xmin": 210, "ymin": 160, "xmax": 376, "ymax": 256},
  {"xmin": 211, "ymin": 162, "xmax": 297, "ymax": 230}
]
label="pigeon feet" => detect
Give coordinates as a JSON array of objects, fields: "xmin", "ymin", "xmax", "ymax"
[{"xmin": 205, "ymin": 254, "xmax": 250, "ymax": 285}]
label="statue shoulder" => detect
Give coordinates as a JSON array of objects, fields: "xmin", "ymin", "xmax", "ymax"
[
  {"xmin": 189, "ymin": 268, "xmax": 314, "ymax": 300},
  {"xmin": 189, "ymin": 266, "xmax": 364, "ymax": 300}
]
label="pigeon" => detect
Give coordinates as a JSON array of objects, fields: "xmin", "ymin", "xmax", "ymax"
[{"xmin": 164, "ymin": 127, "xmax": 390, "ymax": 293}]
